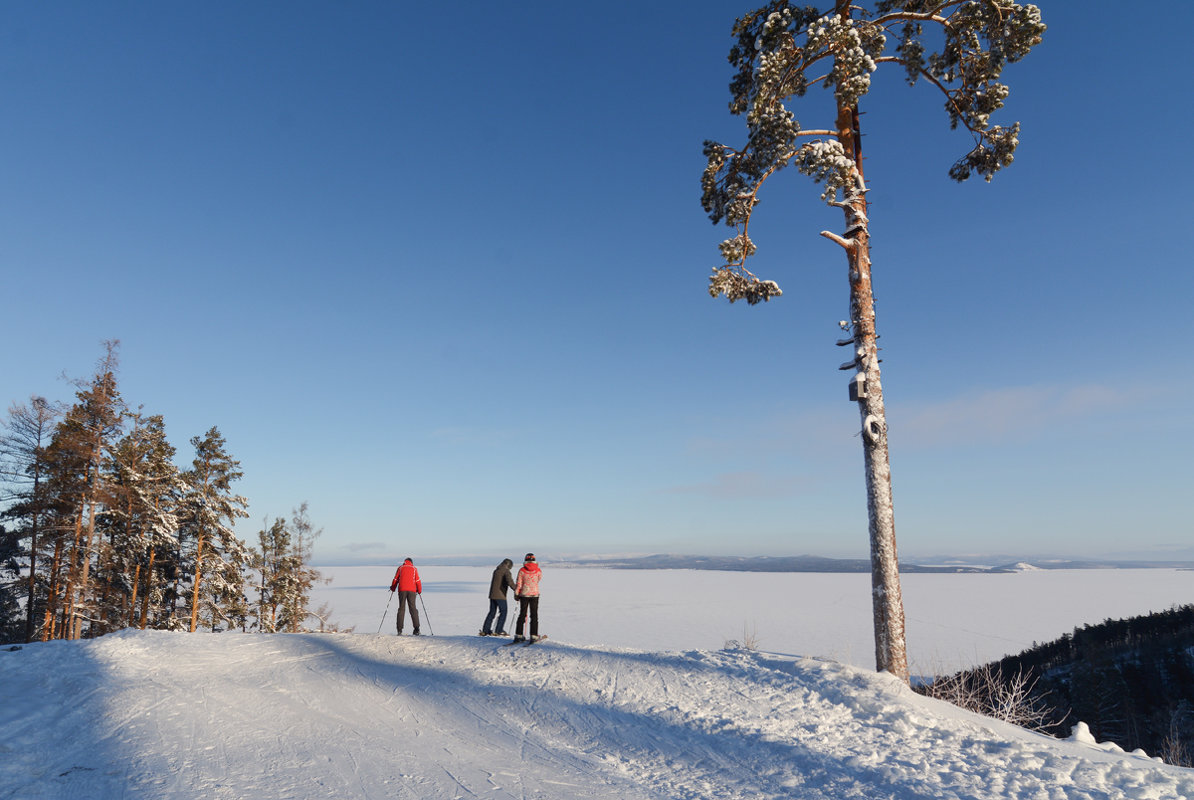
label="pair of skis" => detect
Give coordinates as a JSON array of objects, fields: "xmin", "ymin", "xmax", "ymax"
[{"xmin": 501, "ymin": 635, "xmax": 547, "ymax": 647}]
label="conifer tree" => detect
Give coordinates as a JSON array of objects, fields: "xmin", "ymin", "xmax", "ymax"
[
  {"xmin": 285, "ymin": 502, "xmax": 325, "ymax": 633},
  {"xmin": 250, "ymin": 504, "xmax": 325, "ymax": 633},
  {"xmin": 0, "ymin": 523, "xmax": 21, "ymax": 642},
  {"xmin": 178, "ymin": 427, "xmax": 249, "ymax": 632},
  {"xmin": 701, "ymin": 1, "xmax": 1045, "ymax": 681},
  {"xmin": 0, "ymin": 396, "xmax": 60, "ymax": 641},
  {"xmin": 52, "ymin": 342, "xmax": 125, "ymax": 639},
  {"xmin": 34, "ymin": 433, "xmax": 82, "ymax": 640},
  {"xmin": 107, "ymin": 413, "xmax": 182, "ymax": 630},
  {"xmin": 251, "ymin": 516, "xmax": 293, "ymax": 633}
]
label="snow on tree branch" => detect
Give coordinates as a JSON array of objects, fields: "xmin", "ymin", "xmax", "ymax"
[{"xmin": 702, "ymin": 0, "xmax": 1045, "ymax": 299}]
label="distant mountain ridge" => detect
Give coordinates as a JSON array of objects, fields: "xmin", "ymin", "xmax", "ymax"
[
  {"xmin": 317, "ymin": 554, "xmax": 1194, "ymax": 572},
  {"xmin": 551, "ymin": 554, "xmax": 1194, "ymax": 574}
]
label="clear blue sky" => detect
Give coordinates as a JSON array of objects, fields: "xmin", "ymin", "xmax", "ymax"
[{"xmin": 3, "ymin": 2, "xmax": 1191, "ymax": 564}]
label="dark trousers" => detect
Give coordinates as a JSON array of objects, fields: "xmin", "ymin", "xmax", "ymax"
[
  {"xmin": 482, "ymin": 599, "xmax": 508, "ymax": 634},
  {"xmin": 517, "ymin": 596, "xmax": 539, "ymax": 638},
  {"xmin": 396, "ymin": 591, "xmax": 420, "ymax": 633}
]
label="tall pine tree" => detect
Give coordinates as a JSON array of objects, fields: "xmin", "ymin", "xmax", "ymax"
[
  {"xmin": 701, "ymin": 1, "xmax": 1045, "ymax": 680},
  {"xmin": 52, "ymin": 343, "xmax": 125, "ymax": 639}
]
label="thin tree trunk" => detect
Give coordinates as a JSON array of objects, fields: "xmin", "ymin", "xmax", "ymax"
[
  {"xmin": 129, "ymin": 562, "xmax": 141, "ymax": 628},
  {"xmin": 139, "ymin": 545, "xmax": 156, "ymax": 629},
  {"xmin": 190, "ymin": 531, "xmax": 206, "ymax": 633},
  {"xmin": 828, "ymin": 82, "xmax": 909, "ymax": 681},
  {"xmin": 23, "ymin": 466, "xmax": 43, "ymax": 642},
  {"xmin": 73, "ymin": 496, "xmax": 98, "ymax": 639},
  {"xmin": 125, "ymin": 492, "xmax": 143, "ymax": 628},
  {"xmin": 62, "ymin": 504, "xmax": 86, "ymax": 640},
  {"xmin": 42, "ymin": 533, "xmax": 64, "ymax": 641}
]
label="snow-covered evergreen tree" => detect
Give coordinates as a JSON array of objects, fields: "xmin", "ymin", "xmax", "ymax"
[
  {"xmin": 251, "ymin": 517, "xmax": 294, "ymax": 633},
  {"xmin": 0, "ymin": 396, "xmax": 60, "ymax": 642},
  {"xmin": 250, "ymin": 503, "xmax": 326, "ymax": 633},
  {"xmin": 285, "ymin": 502, "xmax": 325, "ymax": 633},
  {"xmin": 106, "ymin": 413, "xmax": 183, "ymax": 631},
  {"xmin": 701, "ymin": 1, "xmax": 1045, "ymax": 681},
  {"xmin": 178, "ymin": 427, "xmax": 250, "ymax": 633}
]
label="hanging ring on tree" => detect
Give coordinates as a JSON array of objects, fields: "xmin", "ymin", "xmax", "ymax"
[{"xmin": 863, "ymin": 414, "xmax": 883, "ymax": 443}]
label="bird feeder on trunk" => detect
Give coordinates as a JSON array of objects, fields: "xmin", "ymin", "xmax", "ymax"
[{"xmin": 849, "ymin": 372, "xmax": 867, "ymax": 402}]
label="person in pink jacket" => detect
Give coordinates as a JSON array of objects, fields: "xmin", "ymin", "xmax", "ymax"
[{"xmin": 513, "ymin": 553, "xmax": 542, "ymax": 643}]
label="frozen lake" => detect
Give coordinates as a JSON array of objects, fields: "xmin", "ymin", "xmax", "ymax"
[{"xmin": 311, "ymin": 565, "xmax": 1194, "ymax": 677}]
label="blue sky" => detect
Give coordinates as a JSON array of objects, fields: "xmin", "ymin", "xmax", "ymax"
[{"xmin": 3, "ymin": 2, "xmax": 1191, "ymax": 564}]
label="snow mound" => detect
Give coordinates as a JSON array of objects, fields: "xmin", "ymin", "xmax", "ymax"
[{"xmin": 1, "ymin": 631, "xmax": 1191, "ymax": 799}]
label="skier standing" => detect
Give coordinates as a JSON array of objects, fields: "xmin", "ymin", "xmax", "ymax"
[
  {"xmin": 481, "ymin": 558, "xmax": 515, "ymax": 636},
  {"xmin": 513, "ymin": 553, "xmax": 541, "ymax": 643},
  {"xmin": 389, "ymin": 557, "xmax": 422, "ymax": 635}
]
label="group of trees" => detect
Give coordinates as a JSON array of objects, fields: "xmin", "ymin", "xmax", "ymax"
[
  {"xmin": 0, "ymin": 342, "xmax": 327, "ymax": 644},
  {"xmin": 920, "ymin": 605, "xmax": 1194, "ymax": 764}
]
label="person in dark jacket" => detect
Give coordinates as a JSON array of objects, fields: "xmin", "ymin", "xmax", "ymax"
[
  {"xmin": 389, "ymin": 557, "xmax": 422, "ymax": 635},
  {"xmin": 480, "ymin": 558, "xmax": 515, "ymax": 636}
]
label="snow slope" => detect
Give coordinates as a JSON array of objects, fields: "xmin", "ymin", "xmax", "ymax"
[{"xmin": 2, "ymin": 630, "xmax": 1191, "ymax": 800}]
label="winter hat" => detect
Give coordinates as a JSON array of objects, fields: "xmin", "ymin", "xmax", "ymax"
[
  {"xmin": 404, "ymin": 557, "xmax": 413, "ymax": 564},
  {"xmin": 524, "ymin": 553, "xmax": 536, "ymax": 562}
]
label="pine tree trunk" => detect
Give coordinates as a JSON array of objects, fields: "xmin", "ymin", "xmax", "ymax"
[
  {"xmin": 129, "ymin": 562, "xmax": 141, "ymax": 628},
  {"xmin": 73, "ymin": 496, "xmax": 98, "ymax": 639},
  {"xmin": 24, "ymin": 470, "xmax": 42, "ymax": 642},
  {"xmin": 834, "ymin": 97, "xmax": 909, "ymax": 682},
  {"xmin": 189, "ymin": 531, "xmax": 206, "ymax": 633},
  {"xmin": 138, "ymin": 546, "xmax": 155, "ymax": 629},
  {"xmin": 62, "ymin": 504, "xmax": 86, "ymax": 640},
  {"xmin": 42, "ymin": 535, "xmax": 64, "ymax": 641}
]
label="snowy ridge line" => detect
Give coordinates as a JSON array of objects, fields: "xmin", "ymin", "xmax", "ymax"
[
  {"xmin": 2, "ymin": 630, "xmax": 1192, "ymax": 799},
  {"xmin": 316, "ymin": 554, "xmax": 1194, "ymax": 572}
]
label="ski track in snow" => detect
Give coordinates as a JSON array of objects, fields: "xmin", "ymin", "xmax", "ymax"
[{"xmin": 2, "ymin": 631, "xmax": 1193, "ymax": 799}]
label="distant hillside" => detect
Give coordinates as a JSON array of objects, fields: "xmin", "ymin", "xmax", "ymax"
[
  {"xmin": 321, "ymin": 554, "xmax": 1194, "ymax": 572},
  {"xmin": 560, "ymin": 553, "xmax": 985, "ymax": 572},
  {"xmin": 555, "ymin": 553, "xmax": 1194, "ymax": 574},
  {"xmin": 928, "ymin": 605, "xmax": 1194, "ymax": 763}
]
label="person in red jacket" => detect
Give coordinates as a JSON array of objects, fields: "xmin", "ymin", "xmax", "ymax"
[
  {"xmin": 389, "ymin": 557, "xmax": 422, "ymax": 635},
  {"xmin": 513, "ymin": 553, "xmax": 542, "ymax": 643}
]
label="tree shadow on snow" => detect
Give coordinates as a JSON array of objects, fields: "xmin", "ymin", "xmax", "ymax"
[{"xmin": 301, "ymin": 634, "xmax": 937, "ymax": 800}]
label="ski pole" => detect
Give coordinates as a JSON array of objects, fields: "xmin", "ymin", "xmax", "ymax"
[
  {"xmin": 376, "ymin": 589, "xmax": 395, "ymax": 635},
  {"xmin": 419, "ymin": 594, "xmax": 434, "ymax": 636}
]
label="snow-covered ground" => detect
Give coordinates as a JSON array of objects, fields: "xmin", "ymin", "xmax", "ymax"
[
  {"xmin": 313, "ymin": 565, "xmax": 1194, "ymax": 676},
  {"xmin": 4, "ymin": 567, "xmax": 1191, "ymax": 799},
  {"xmin": 3, "ymin": 629, "xmax": 1193, "ymax": 799}
]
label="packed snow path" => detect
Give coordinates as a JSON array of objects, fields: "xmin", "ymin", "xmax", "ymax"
[{"xmin": 2, "ymin": 631, "xmax": 1191, "ymax": 799}]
